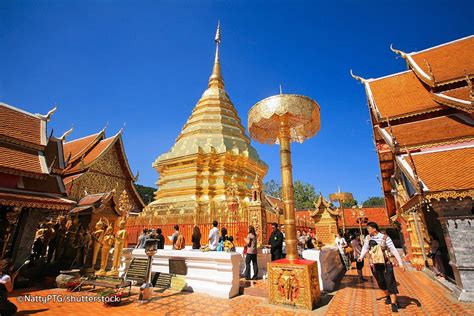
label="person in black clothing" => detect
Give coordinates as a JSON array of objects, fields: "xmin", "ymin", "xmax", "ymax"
[
  {"xmin": 0, "ymin": 259, "xmax": 18, "ymax": 316},
  {"xmin": 219, "ymin": 227, "xmax": 228, "ymax": 243},
  {"xmin": 192, "ymin": 226, "xmax": 201, "ymax": 249},
  {"xmin": 268, "ymin": 222, "xmax": 284, "ymax": 261},
  {"xmin": 155, "ymin": 228, "xmax": 165, "ymax": 249}
]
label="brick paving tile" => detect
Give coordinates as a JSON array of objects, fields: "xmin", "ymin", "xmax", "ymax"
[
  {"xmin": 326, "ymin": 261, "xmax": 474, "ymax": 315},
  {"xmin": 9, "ymin": 261, "xmax": 474, "ymax": 315}
]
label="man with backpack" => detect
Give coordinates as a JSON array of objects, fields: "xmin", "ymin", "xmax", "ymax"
[{"xmin": 358, "ymin": 222, "xmax": 404, "ymax": 313}]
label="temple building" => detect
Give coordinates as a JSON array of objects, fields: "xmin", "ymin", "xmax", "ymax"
[
  {"xmin": 141, "ymin": 23, "xmax": 269, "ymax": 227},
  {"xmin": 352, "ymin": 35, "xmax": 473, "ymax": 301},
  {"xmin": 61, "ymin": 128, "xmax": 145, "ymax": 219},
  {"xmin": 0, "ymin": 103, "xmax": 75, "ymax": 264}
]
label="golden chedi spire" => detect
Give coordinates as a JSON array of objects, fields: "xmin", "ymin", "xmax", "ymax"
[
  {"xmin": 208, "ymin": 20, "xmax": 224, "ymax": 89},
  {"xmin": 149, "ymin": 22, "xmax": 267, "ymax": 220}
]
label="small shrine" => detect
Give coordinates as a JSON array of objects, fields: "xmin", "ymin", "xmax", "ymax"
[{"xmin": 310, "ymin": 195, "xmax": 339, "ymax": 245}]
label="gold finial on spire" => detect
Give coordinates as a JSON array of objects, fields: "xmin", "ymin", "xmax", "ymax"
[{"xmin": 209, "ymin": 20, "xmax": 224, "ymax": 89}]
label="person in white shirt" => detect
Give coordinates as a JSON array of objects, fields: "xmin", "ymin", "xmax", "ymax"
[
  {"xmin": 335, "ymin": 233, "xmax": 350, "ymax": 270},
  {"xmin": 208, "ymin": 220, "xmax": 220, "ymax": 251},
  {"xmin": 358, "ymin": 222, "xmax": 404, "ymax": 313}
]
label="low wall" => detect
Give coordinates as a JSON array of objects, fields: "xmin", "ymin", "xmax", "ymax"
[
  {"xmin": 302, "ymin": 246, "xmax": 345, "ymax": 292},
  {"xmin": 132, "ymin": 248, "xmax": 241, "ymax": 298}
]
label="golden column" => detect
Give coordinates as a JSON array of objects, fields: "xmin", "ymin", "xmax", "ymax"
[{"xmin": 248, "ymin": 93, "xmax": 321, "ymax": 310}]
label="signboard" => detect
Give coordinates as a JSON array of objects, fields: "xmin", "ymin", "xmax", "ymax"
[
  {"xmin": 170, "ymin": 276, "xmax": 187, "ymax": 292},
  {"xmin": 169, "ymin": 258, "xmax": 187, "ymax": 275},
  {"xmin": 126, "ymin": 258, "xmax": 148, "ymax": 283}
]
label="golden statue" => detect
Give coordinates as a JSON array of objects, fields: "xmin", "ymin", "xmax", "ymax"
[
  {"xmin": 95, "ymin": 225, "xmax": 114, "ymax": 276},
  {"xmin": 91, "ymin": 218, "xmax": 106, "ymax": 269},
  {"xmin": 107, "ymin": 218, "xmax": 127, "ymax": 276}
]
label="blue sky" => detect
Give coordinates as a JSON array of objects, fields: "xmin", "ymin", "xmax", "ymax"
[{"xmin": 1, "ymin": 1, "xmax": 472, "ymax": 202}]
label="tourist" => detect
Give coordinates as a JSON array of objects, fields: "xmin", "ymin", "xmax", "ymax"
[
  {"xmin": 136, "ymin": 229, "xmax": 148, "ymax": 249},
  {"xmin": 351, "ymin": 232, "xmax": 366, "ymax": 282},
  {"xmin": 297, "ymin": 230, "xmax": 305, "ymax": 257},
  {"xmin": 268, "ymin": 222, "xmax": 284, "ymax": 261},
  {"xmin": 308, "ymin": 228, "xmax": 315, "ymax": 239},
  {"xmin": 31, "ymin": 236, "xmax": 44, "ymax": 262},
  {"xmin": 208, "ymin": 220, "xmax": 219, "ymax": 251},
  {"xmin": 424, "ymin": 233, "xmax": 446, "ymax": 278},
  {"xmin": 358, "ymin": 222, "xmax": 404, "ymax": 313},
  {"xmin": 191, "ymin": 226, "xmax": 201, "ymax": 249},
  {"xmin": 219, "ymin": 227, "xmax": 228, "ymax": 243},
  {"xmin": 0, "ymin": 259, "xmax": 18, "ymax": 316},
  {"xmin": 171, "ymin": 225, "xmax": 180, "ymax": 250},
  {"xmin": 281, "ymin": 225, "xmax": 286, "ymax": 258},
  {"xmin": 244, "ymin": 226, "xmax": 258, "ymax": 280},
  {"xmin": 156, "ymin": 228, "xmax": 165, "ymax": 249},
  {"xmin": 226, "ymin": 236, "xmax": 236, "ymax": 252},
  {"xmin": 335, "ymin": 232, "xmax": 350, "ymax": 270}
]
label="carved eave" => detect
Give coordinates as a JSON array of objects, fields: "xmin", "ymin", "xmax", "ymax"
[
  {"xmin": 431, "ymin": 91, "xmax": 474, "ymax": 114},
  {"xmin": 65, "ymin": 131, "xmax": 106, "ymax": 167},
  {"xmin": 395, "ymin": 155, "xmax": 429, "ymax": 193}
]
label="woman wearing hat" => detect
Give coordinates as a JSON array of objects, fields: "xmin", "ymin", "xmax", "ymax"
[{"xmin": 0, "ymin": 259, "xmax": 19, "ymax": 315}]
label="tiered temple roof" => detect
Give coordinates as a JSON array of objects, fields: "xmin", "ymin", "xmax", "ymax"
[
  {"xmin": 352, "ymin": 35, "xmax": 474, "ymax": 216},
  {"xmin": 0, "ymin": 102, "xmax": 75, "ymax": 210},
  {"xmin": 62, "ymin": 128, "xmax": 144, "ymax": 210}
]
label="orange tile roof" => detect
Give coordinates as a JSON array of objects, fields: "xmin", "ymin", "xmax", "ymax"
[
  {"xmin": 442, "ymin": 86, "xmax": 472, "ymax": 101},
  {"xmin": 0, "ymin": 190, "xmax": 75, "ymax": 210},
  {"xmin": 265, "ymin": 195, "xmax": 284, "ymax": 210},
  {"xmin": 63, "ymin": 135, "xmax": 116, "ymax": 175},
  {"xmin": 0, "ymin": 103, "xmax": 43, "ymax": 147},
  {"xmin": 369, "ymin": 71, "xmax": 440, "ymax": 119},
  {"xmin": 408, "ymin": 147, "xmax": 474, "ymax": 192},
  {"xmin": 410, "ymin": 36, "xmax": 474, "ymax": 84},
  {"xmin": 387, "ymin": 114, "xmax": 474, "ymax": 149},
  {"xmin": 0, "ymin": 146, "xmax": 45, "ymax": 176},
  {"xmin": 63, "ymin": 132, "xmax": 103, "ymax": 163},
  {"xmin": 339, "ymin": 207, "xmax": 390, "ymax": 228}
]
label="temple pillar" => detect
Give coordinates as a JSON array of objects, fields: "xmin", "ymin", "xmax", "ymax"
[{"xmin": 399, "ymin": 212, "xmax": 430, "ymax": 270}]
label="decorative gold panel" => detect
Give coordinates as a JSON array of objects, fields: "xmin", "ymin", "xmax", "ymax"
[{"xmin": 268, "ymin": 260, "xmax": 320, "ymax": 310}]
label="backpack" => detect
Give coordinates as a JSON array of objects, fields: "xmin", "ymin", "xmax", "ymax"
[
  {"xmin": 175, "ymin": 234, "xmax": 185, "ymax": 250},
  {"xmin": 367, "ymin": 235, "xmax": 388, "ymax": 264}
]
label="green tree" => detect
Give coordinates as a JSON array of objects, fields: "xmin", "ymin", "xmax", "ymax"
[
  {"xmin": 293, "ymin": 181, "xmax": 319, "ymax": 210},
  {"xmin": 264, "ymin": 180, "xmax": 282, "ymax": 198},
  {"xmin": 134, "ymin": 184, "xmax": 156, "ymax": 204},
  {"xmin": 362, "ymin": 196, "xmax": 385, "ymax": 207},
  {"xmin": 342, "ymin": 199, "xmax": 358, "ymax": 208}
]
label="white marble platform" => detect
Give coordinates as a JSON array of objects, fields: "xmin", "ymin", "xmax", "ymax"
[
  {"xmin": 131, "ymin": 248, "xmax": 241, "ymax": 298},
  {"xmin": 303, "ymin": 246, "xmax": 345, "ymax": 292}
]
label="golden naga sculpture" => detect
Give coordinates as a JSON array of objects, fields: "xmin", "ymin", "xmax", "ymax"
[
  {"xmin": 107, "ymin": 218, "xmax": 127, "ymax": 276},
  {"xmin": 91, "ymin": 218, "xmax": 106, "ymax": 269},
  {"xmin": 95, "ymin": 225, "xmax": 114, "ymax": 276}
]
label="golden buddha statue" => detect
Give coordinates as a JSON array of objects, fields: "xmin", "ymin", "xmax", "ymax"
[
  {"xmin": 107, "ymin": 218, "xmax": 127, "ymax": 276},
  {"xmin": 95, "ymin": 225, "xmax": 114, "ymax": 276},
  {"xmin": 91, "ymin": 218, "xmax": 105, "ymax": 269}
]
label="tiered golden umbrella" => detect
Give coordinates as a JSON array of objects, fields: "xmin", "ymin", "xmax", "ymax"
[{"xmin": 248, "ymin": 93, "xmax": 321, "ymax": 310}]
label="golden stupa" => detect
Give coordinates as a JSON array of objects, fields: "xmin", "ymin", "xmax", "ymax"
[{"xmin": 144, "ymin": 22, "xmax": 268, "ymax": 224}]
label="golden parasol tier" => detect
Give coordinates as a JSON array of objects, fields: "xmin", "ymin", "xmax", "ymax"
[
  {"xmin": 248, "ymin": 93, "xmax": 321, "ymax": 310},
  {"xmin": 329, "ymin": 190, "xmax": 353, "ymax": 233}
]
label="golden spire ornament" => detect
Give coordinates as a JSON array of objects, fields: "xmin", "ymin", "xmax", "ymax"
[{"xmin": 209, "ymin": 20, "xmax": 224, "ymax": 88}]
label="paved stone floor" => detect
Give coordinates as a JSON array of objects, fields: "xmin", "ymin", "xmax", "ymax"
[{"xmin": 10, "ymin": 262, "xmax": 474, "ymax": 315}]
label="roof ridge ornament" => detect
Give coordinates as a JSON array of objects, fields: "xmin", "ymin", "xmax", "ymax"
[
  {"xmin": 36, "ymin": 105, "xmax": 57, "ymax": 121},
  {"xmin": 59, "ymin": 126, "xmax": 74, "ymax": 141},
  {"xmin": 424, "ymin": 59, "xmax": 436, "ymax": 84},
  {"xmin": 389, "ymin": 44, "xmax": 407, "ymax": 59},
  {"xmin": 465, "ymin": 71, "xmax": 474, "ymax": 101},
  {"xmin": 350, "ymin": 69, "xmax": 367, "ymax": 84}
]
